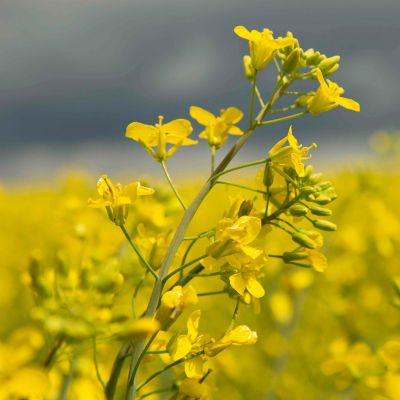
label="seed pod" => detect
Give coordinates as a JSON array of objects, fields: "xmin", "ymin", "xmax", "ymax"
[
  {"xmin": 292, "ymin": 231, "xmax": 317, "ymax": 249},
  {"xmin": 312, "ymin": 219, "xmax": 337, "ymax": 231},
  {"xmin": 288, "ymin": 204, "xmax": 308, "ymax": 216},
  {"xmin": 309, "ymin": 205, "xmax": 332, "ymax": 216}
]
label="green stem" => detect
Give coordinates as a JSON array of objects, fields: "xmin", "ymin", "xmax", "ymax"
[
  {"xmin": 163, "ymin": 254, "xmax": 207, "ymax": 283},
  {"xmin": 248, "ymin": 72, "xmax": 257, "ymax": 128},
  {"xmin": 44, "ymin": 338, "xmax": 63, "ymax": 368},
  {"xmin": 160, "ymin": 160, "xmax": 187, "ymax": 210},
  {"xmin": 210, "ymin": 145, "xmax": 216, "ymax": 175},
  {"xmin": 215, "ymin": 180, "xmax": 266, "ymax": 195},
  {"xmin": 213, "ymin": 158, "xmax": 268, "ymax": 180},
  {"xmin": 120, "ymin": 225, "xmax": 158, "ymax": 280},
  {"xmin": 137, "ymin": 387, "xmax": 175, "ymax": 399},
  {"xmin": 226, "ymin": 298, "xmax": 240, "ymax": 333},
  {"xmin": 270, "ymin": 105, "xmax": 296, "ymax": 114},
  {"xmin": 93, "ymin": 337, "xmax": 106, "ymax": 389},
  {"xmin": 136, "ymin": 352, "xmax": 204, "ymax": 392},
  {"xmin": 105, "ymin": 344, "xmax": 130, "ymax": 400},
  {"xmin": 255, "ymin": 86, "xmax": 265, "ymax": 107},
  {"xmin": 197, "ymin": 289, "xmax": 226, "ymax": 297},
  {"xmin": 261, "ymin": 111, "xmax": 307, "ymax": 126}
]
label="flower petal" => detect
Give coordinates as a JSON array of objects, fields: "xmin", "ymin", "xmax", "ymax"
[
  {"xmin": 189, "ymin": 106, "xmax": 215, "ymax": 126},
  {"xmin": 229, "ymin": 274, "xmax": 247, "ymax": 296},
  {"xmin": 233, "ymin": 25, "xmax": 252, "ymax": 40},
  {"xmin": 247, "ymin": 277, "xmax": 265, "ymax": 298},
  {"xmin": 336, "ymin": 96, "xmax": 361, "ymax": 112}
]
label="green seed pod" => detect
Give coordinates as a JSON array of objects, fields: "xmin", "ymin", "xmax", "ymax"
[
  {"xmin": 282, "ymin": 251, "xmax": 308, "ymax": 262},
  {"xmin": 282, "ymin": 48, "xmax": 302, "ymax": 74},
  {"xmin": 318, "ymin": 56, "xmax": 340, "ymax": 74},
  {"xmin": 288, "ymin": 204, "xmax": 308, "ymax": 216},
  {"xmin": 312, "ymin": 219, "xmax": 337, "ymax": 231},
  {"xmin": 238, "ymin": 200, "xmax": 253, "ymax": 217},
  {"xmin": 292, "ymin": 231, "xmax": 317, "ymax": 249},
  {"xmin": 309, "ymin": 205, "xmax": 332, "ymax": 216},
  {"xmin": 263, "ymin": 161, "xmax": 274, "ymax": 187}
]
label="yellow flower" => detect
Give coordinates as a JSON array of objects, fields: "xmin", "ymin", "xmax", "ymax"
[
  {"xmin": 190, "ymin": 106, "xmax": 243, "ymax": 149},
  {"xmin": 227, "ymin": 252, "xmax": 266, "ymax": 298},
  {"xmin": 171, "ymin": 310, "xmax": 210, "ymax": 378},
  {"xmin": 157, "ymin": 285, "xmax": 198, "ymax": 328},
  {"xmin": 307, "ymin": 68, "xmax": 360, "ymax": 114},
  {"xmin": 269, "ymin": 126, "xmax": 317, "ymax": 177},
  {"xmin": 234, "ymin": 25, "xmax": 295, "ymax": 71},
  {"xmin": 178, "ymin": 378, "xmax": 211, "ymax": 400},
  {"xmin": 88, "ymin": 175, "xmax": 154, "ymax": 226},
  {"xmin": 125, "ymin": 115, "xmax": 197, "ymax": 160},
  {"xmin": 205, "ymin": 325, "xmax": 257, "ymax": 356},
  {"xmin": 112, "ymin": 317, "xmax": 160, "ymax": 340}
]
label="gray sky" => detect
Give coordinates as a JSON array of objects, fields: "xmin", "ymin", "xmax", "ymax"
[{"xmin": 0, "ymin": 0, "xmax": 399, "ymax": 180}]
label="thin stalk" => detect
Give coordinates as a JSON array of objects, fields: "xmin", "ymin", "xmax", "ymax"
[
  {"xmin": 261, "ymin": 111, "xmax": 307, "ymax": 126},
  {"xmin": 93, "ymin": 337, "xmax": 106, "ymax": 389},
  {"xmin": 210, "ymin": 145, "xmax": 216, "ymax": 175},
  {"xmin": 226, "ymin": 298, "xmax": 240, "ymax": 333},
  {"xmin": 120, "ymin": 225, "xmax": 158, "ymax": 280},
  {"xmin": 163, "ymin": 254, "xmax": 207, "ymax": 283},
  {"xmin": 197, "ymin": 289, "xmax": 226, "ymax": 297},
  {"xmin": 44, "ymin": 338, "xmax": 63, "ymax": 368},
  {"xmin": 215, "ymin": 180, "xmax": 266, "ymax": 195},
  {"xmin": 105, "ymin": 344, "xmax": 130, "ymax": 400},
  {"xmin": 248, "ymin": 72, "xmax": 257, "ymax": 127},
  {"xmin": 213, "ymin": 158, "xmax": 269, "ymax": 180},
  {"xmin": 160, "ymin": 160, "xmax": 187, "ymax": 210},
  {"xmin": 137, "ymin": 387, "xmax": 175, "ymax": 399},
  {"xmin": 255, "ymin": 86, "xmax": 265, "ymax": 107}
]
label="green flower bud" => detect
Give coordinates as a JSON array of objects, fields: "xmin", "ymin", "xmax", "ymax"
[
  {"xmin": 312, "ymin": 194, "xmax": 332, "ymax": 205},
  {"xmin": 303, "ymin": 165, "xmax": 314, "ymax": 178},
  {"xmin": 292, "ymin": 231, "xmax": 317, "ymax": 249},
  {"xmin": 312, "ymin": 219, "xmax": 337, "ymax": 231},
  {"xmin": 323, "ymin": 63, "xmax": 340, "ymax": 76},
  {"xmin": 263, "ymin": 161, "xmax": 274, "ymax": 187},
  {"xmin": 306, "ymin": 50, "xmax": 323, "ymax": 66},
  {"xmin": 316, "ymin": 181, "xmax": 332, "ymax": 191},
  {"xmin": 243, "ymin": 55, "xmax": 255, "ymax": 80},
  {"xmin": 238, "ymin": 200, "xmax": 253, "ymax": 217},
  {"xmin": 282, "ymin": 251, "xmax": 308, "ymax": 262},
  {"xmin": 295, "ymin": 94, "xmax": 311, "ymax": 108},
  {"xmin": 318, "ymin": 56, "xmax": 340, "ymax": 74},
  {"xmin": 300, "ymin": 186, "xmax": 316, "ymax": 196},
  {"xmin": 309, "ymin": 173, "xmax": 323, "ymax": 184},
  {"xmin": 288, "ymin": 204, "xmax": 308, "ymax": 216},
  {"xmin": 309, "ymin": 205, "xmax": 332, "ymax": 216},
  {"xmin": 282, "ymin": 48, "xmax": 302, "ymax": 74}
]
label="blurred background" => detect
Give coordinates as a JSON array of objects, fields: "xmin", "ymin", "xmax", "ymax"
[{"xmin": 1, "ymin": 0, "xmax": 399, "ymax": 182}]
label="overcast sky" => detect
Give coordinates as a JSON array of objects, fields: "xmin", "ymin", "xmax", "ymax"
[{"xmin": 0, "ymin": 0, "xmax": 399, "ymax": 180}]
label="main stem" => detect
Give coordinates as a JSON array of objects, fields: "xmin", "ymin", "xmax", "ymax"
[{"xmin": 113, "ymin": 75, "xmax": 289, "ymax": 400}]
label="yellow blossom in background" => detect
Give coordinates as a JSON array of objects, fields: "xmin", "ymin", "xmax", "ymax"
[
  {"xmin": 190, "ymin": 106, "xmax": 243, "ymax": 149},
  {"xmin": 178, "ymin": 378, "xmax": 211, "ymax": 400},
  {"xmin": 125, "ymin": 115, "xmax": 197, "ymax": 160},
  {"xmin": 88, "ymin": 175, "xmax": 154, "ymax": 225},
  {"xmin": 234, "ymin": 25, "xmax": 295, "ymax": 71},
  {"xmin": 307, "ymin": 68, "xmax": 360, "ymax": 114},
  {"xmin": 269, "ymin": 126, "xmax": 317, "ymax": 177}
]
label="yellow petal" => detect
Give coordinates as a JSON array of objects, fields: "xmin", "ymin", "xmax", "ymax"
[
  {"xmin": 87, "ymin": 198, "xmax": 111, "ymax": 208},
  {"xmin": 172, "ymin": 335, "xmax": 192, "ymax": 360},
  {"xmin": 247, "ymin": 277, "xmax": 265, "ymax": 298},
  {"xmin": 221, "ymin": 107, "xmax": 244, "ymax": 124},
  {"xmin": 189, "ymin": 106, "xmax": 215, "ymax": 126},
  {"xmin": 240, "ymin": 245, "xmax": 263, "ymax": 259},
  {"xmin": 336, "ymin": 96, "xmax": 361, "ymax": 112},
  {"xmin": 228, "ymin": 125, "xmax": 244, "ymax": 136},
  {"xmin": 185, "ymin": 356, "xmax": 206, "ymax": 378},
  {"xmin": 161, "ymin": 118, "xmax": 193, "ymax": 136},
  {"xmin": 161, "ymin": 286, "xmax": 183, "ymax": 308},
  {"xmin": 125, "ymin": 122, "xmax": 157, "ymax": 141},
  {"xmin": 187, "ymin": 310, "xmax": 201, "ymax": 342},
  {"xmin": 315, "ymin": 68, "xmax": 328, "ymax": 89},
  {"xmin": 229, "ymin": 273, "xmax": 246, "ymax": 296},
  {"xmin": 136, "ymin": 183, "xmax": 155, "ymax": 196},
  {"xmin": 223, "ymin": 325, "xmax": 258, "ymax": 345},
  {"xmin": 233, "ymin": 25, "xmax": 252, "ymax": 40}
]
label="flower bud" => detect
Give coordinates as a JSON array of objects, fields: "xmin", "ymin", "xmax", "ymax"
[
  {"xmin": 295, "ymin": 94, "xmax": 311, "ymax": 108},
  {"xmin": 312, "ymin": 194, "xmax": 332, "ymax": 205},
  {"xmin": 238, "ymin": 200, "xmax": 253, "ymax": 217},
  {"xmin": 300, "ymin": 186, "xmax": 316, "ymax": 196},
  {"xmin": 318, "ymin": 56, "xmax": 340, "ymax": 74},
  {"xmin": 243, "ymin": 55, "xmax": 255, "ymax": 80},
  {"xmin": 282, "ymin": 48, "xmax": 302, "ymax": 74},
  {"xmin": 309, "ymin": 205, "xmax": 332, "ymax": 216},
  {"xmin": 316, "ymin": 181, "xmax": 332, "ymax": 191},
  {"xmin": 292, "ymin": 231, "xmax": 317, "ymax": 249},
  {"xmin": 323, "ymin": 63, "xmax": 340, "ymax": 76},
  {"xmin": 282, "ymin": 251, "xmax": 308, "ymax": 263},
  {"xmin": 312, "ymin": 219, "xmax": 337, "ymax": 231},
  {"xmin": 309, "ymin": 173, "xmax": 323, "ymax": 184},
  {"xmin": 263, "ymin": 161, "xmax": 274, "ymax": 187},
  {"xmin": 288, "ymin": 204, "xmax": 308, "ymax": 216},
  {"xmin": 306, "ymin": 50, "xmax": 323, "ymax": 66}
]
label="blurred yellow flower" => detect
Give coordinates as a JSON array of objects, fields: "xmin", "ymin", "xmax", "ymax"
[
  {"xmin": 125, "ymin": 115, "xmax": 196, "ymax": 160},
  {"xmin": 269, "ymin": 126, "xmax": 317, "ymax": 177},
  {"xmin": 88, "ymin": 175, "xmax": 154, "ymax": 225},
  {"xmin": 234, "ymin": 25, "xmax": 295, "ymax": 71},
  {"xmin": 190, "ymin": 106, "xmax": 243, "ymax": 149},
  {"xmin": 307, "ymin": 69, "xmax": 360, "ymax": 114}
]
